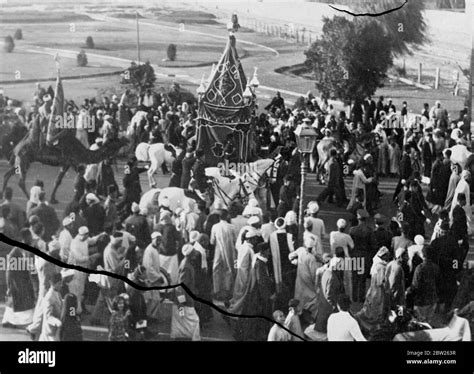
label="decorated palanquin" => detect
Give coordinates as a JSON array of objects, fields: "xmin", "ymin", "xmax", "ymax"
[{"xmin": 196, "ymin": 34, "xmax": 256, "ymax": 166}]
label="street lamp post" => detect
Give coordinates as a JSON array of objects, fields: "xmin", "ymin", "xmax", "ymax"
[
  {"xmin": 294, "ymin": 121, "xmax": 318, "ymax": 245},
  {"xmin": 468, "ymin": 0, "xmax": 474, "ymax": 133},
  {"xmin": 136, "ymin": 11, "xmax": 141, "ymax": 65}
]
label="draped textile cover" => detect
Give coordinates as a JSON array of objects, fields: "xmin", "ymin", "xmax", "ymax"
[{"xmin": 197, "ymin": 35, "xmax": 255, "ymax": 166}]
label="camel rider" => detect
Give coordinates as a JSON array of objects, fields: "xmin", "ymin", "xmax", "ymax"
[
  {"xmin": 190, "ymin": 149, "xmax": 209, "ymax": 195},
  {"xmin": 38, "ymin": 94, "xmax": 52, "ymax": 149}
]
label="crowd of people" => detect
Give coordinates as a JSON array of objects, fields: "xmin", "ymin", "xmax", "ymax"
[{"xmin": 0, "ymin": 84, "xmax": 473, "ymax": 341}]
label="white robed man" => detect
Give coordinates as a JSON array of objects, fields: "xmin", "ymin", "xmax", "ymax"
[
  {"xmin": 210, "ymin": 209, "xmax": 237, "ymax": 303},
  {"xmin": 289, "ymin": 233, "xmax": 321, "ymax": 317},
  {"xmin": 327, "ymin": 294, "xmax": 366, "ymax": 341},
  {"xmin": 39, "ymin": 273, "xmax": 63, "ymax": 341},
  {"xmin": 91, "ymin": 231, "xmax": 126, "ymax": 325},
  {"xmin": 142, "ymin": 232, "xmax": 165, "ymax": 320},
  {"xmin": 228, "ymin": 227, "xmax": 259, "ymax": 315},
  {"xmin": 235, "ymin": 215, "xmax": 261, "ymax": 252},
  {"xmin": 170, "ymin": 244, "xmax": 201, "ymax": 341},
  {"xmin": 305, "ymin": 201, "xmax": 326, "ymax": 241},
  {"xmin": 68, "ymin": 226, "xmax": 104, "ymax": 314},
  {"xmin": 26, "ymin": 239, "xmax": 60, "ymax": 340},
  {"xmin": 58, "ymin": 215, "xmax": 74, "ymax": 263},
  {"xmin": 450, "ymin": 170, "xmax": 471, "ymax": 231}
]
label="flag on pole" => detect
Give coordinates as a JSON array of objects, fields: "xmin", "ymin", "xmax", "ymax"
[{"xmin": 46, "ymin": 74, "xmax": 65, "ymax": 145}]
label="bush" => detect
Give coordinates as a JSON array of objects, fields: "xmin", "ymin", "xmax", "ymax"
[
  {"xmin": 77, "ymin": 49, "xmax": 88, "ymax": 67},
  {"xmin": 14, "ymin": 29, "xmax": 23, "ymax": 40},
  {"xmin": 395, "ymin": 65, "xmax": 407, "ymax": 77},
  {"xmin": 3, "ymin": 35, "xmax": 14, "ymax": 53},
  {"xmin": 86, "ymin": 36, "xmax": 95, "ymax": 49},
  {"xmin": 121, "ymin": 61, "xmax": 156, "ymax": 95},
  {"xmin": 167, "ymin": 43, "xmax": 177, "ymax": 61}
]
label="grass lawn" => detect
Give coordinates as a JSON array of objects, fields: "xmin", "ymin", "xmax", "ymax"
[
  {"xmin": 0, "ymin": 4, "xmax": 469, "ymax": 123},
  {"xmin": 0, "ymin": 21, "xmax": 244, "ymax": 69},
  {"xmin": 0, "ymin": 49, "xmax": 120, "ymax": 82}
]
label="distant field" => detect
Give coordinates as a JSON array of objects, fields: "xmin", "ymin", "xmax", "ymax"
[
  {"xmin": 0, "ymin": 50, "xmax": 120, "ymax": 82},
  {"xmin": 0, "ymin": 11, "xmax": 93, "ymax": 24},
  {"xmin": 152, "ymin": 9, "xmax": 220, "ymax": 25},
  {"xmin": 0, "ymin": 21, "xmax": 244, "ymax": 69}
]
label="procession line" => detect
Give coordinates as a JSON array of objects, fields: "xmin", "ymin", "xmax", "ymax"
[{"xmin": 0, "ymin": 233, "xmax": 307, "ymax": 341}]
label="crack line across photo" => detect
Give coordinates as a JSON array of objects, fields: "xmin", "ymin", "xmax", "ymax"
[
  {"xmin": 329, "ymin": 0, "xmax": 408, "ymax": 17},
  {"xmin": 0, "ymin": 233, "xmax": 307, "ymax": 341}
]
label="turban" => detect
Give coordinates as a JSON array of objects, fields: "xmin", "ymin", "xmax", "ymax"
[
  {"xmin": 189, "ymin": 230, "xmax": 200, "ymax": 243},
  {"xmin": 307, "ymin": 201, "xmax": 319, "ymax": 214},
  {"xmin": 244, "ymin": 227, "xmax": 259, "ymax": 239},
  {"xmin": 151, "ymin": 231, "xmax": 162, "ymax": 240},
  {"xmin": 336, "ymin": 219, "xmax": 347, "ymax": 229},
  {"xmin": 131, "ymin": 202, "xmax": 140, "ymax": 213},
  {"xmin": 78, "ymin": 226, "xmax": 89, "ymax": 235},
  {"xmin": 86, "ymin": 193, "xmax": 99, "ymax": 203},
  {"xmin": 248, "ymin": 216, "xmax": 261, "ymax": 226},
  {"xmin": 63, "ymin": 216, "xmax": 73, "ymax": 226},
  {"xmin": 376, "ymin": 246, "xmax": 389, "ymax": 258},
  {"xmin": 182, "ymin": 244, "xmax": 194, "ymax": 257},
  {"xmin": 414, "ymin": 235, "xmax": 425, "ymax": 246}
]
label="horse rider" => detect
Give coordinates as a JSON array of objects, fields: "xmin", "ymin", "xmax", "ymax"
[{"xmin": 190, "ymin": 149, "xmax": 210, "ymax": 201}]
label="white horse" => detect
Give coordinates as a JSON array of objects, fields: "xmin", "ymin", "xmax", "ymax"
[
  {"xmin": 138, "ymin": 159, "xmax": 276, "ymax": 213},
  {"xmin": 135, "ymin": 142, "xmax": 181, "ymax": 188}
]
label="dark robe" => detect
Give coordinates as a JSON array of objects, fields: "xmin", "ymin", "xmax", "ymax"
[
  {"xmin": 452, "ymin": 204, "xmax": 469, "ymax": 263},
  {"xmin": 181, "ymin": 156, "xmax": 195, "ymax": 189},
  {"xmin": 189, "ymin": 250, "xmax": 213, "ymax": 323},
  {"xmin": 5, "ymin": 247, "xmax": 35, "ymax": 312},
  {"xmin": 169, "ymin": 151, "xmax": 185, "ymax": 188},
  {"xmin": 83, "ymin": 202, "xmax": 106, "ymax": 236},
  {"xmin": 124, "ymin": 213, "xmax": 151, "ymax": 249},
  {"xmin": 430, "ymin": 233, "xmax": 461, "ymax": 307},
  {"xmin": 349, "ymin": 223, "xmax": 376, "ymax": 302},
  {"xmin": 247, "ymin": 254, "xmax": 274, "ymax": 340},
  {"xmin": 313, "ymin": 268, "xmax": 344, "ymax": 332},
  {"xmin": 374, "ymin": 226, "xmax": 393, "ymax": 253},
  {"xmin": 96, "ymin": 161, "xmax": 118, "ymax": 197}
]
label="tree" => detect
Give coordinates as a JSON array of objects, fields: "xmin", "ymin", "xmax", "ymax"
[
  {"xmin": 354, "ymin": 0, "xmax": 427, "ymax": 56},
  {"xmin": 77, "ymin": 49, "xmax": 88, "ymax": 67},
  {"xmin": 3, "ymin": 35, "xmax": 14, "ymax": 53},
  {"xmin": 14, "ymin": 29, "xmax": 23, "ymax": 40},
  {"xmin": 86, "ymin": 36, "xmax": 95, "ymax": 49},
  {"xmin": 304, "ymin": 16, "xmax": 393, "ymax": 105},
  {"xmin": 167, "ymin": 43, "xmax": 177, "ymax": 61},
  {"xmin": 121, "ymin": 61, "xmax": 156, "ymax": 95}
]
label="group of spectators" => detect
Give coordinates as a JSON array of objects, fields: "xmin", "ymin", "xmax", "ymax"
[{"xmin": 0, "ymin": 84, "xmax": 473, "ymax": 341}]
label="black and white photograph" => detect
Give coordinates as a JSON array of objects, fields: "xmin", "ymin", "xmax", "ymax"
[{"xmin": 0, "ymin": 0, "xmax": 473, "ymax": 371}]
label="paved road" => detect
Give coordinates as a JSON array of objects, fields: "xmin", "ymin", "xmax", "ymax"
[{"xmin": 0, "ymin": 159, "xmax": 472, "ymax": 341}]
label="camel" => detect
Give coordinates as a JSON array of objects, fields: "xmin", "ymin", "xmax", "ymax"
[
  {"xmin": 2, "ymin": 128, "xmax": 128, "ymax": 204},
  {"xmin": 0, "ymin": 114, "xmax": 28, "ymax": 160}
]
